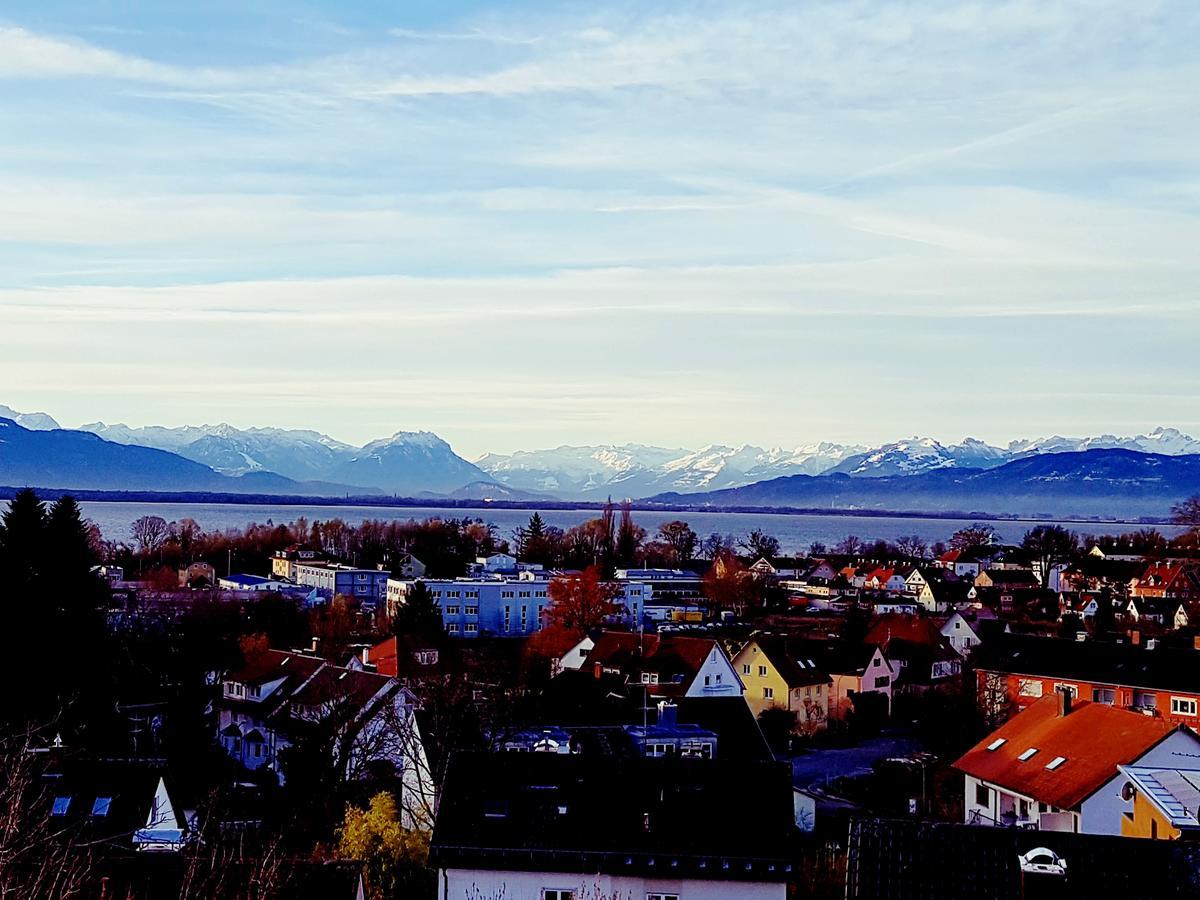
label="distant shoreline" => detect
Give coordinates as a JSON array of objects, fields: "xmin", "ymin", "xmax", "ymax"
[{"xmin": 0, "ymin": 485, "xmax": 1171, "ymax": 529}]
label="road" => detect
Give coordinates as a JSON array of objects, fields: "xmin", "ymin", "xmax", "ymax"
[{"xmin": 790, "ymin": 729, "xmax": 925, "ymax": 790}]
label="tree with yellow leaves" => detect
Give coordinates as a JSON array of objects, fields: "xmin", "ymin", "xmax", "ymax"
[{"xmin": 336, "ymin": 792, "xmax": 433, "ymax": 899}]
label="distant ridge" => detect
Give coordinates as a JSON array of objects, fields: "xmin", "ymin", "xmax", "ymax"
[
  {"xmin": 648, "ymin": 449, "xmax": 1200, "ymax": 518},
  {"xmin": 0, "ymin": 418, "xmax": 374, "ymax": 497}
]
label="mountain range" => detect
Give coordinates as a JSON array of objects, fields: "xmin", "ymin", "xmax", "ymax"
[
  {"xmin": 647, "ymin": 449, "xmax": 1200, "ymax": 519},
  {"xmin": 3, "ymin": 402, "xmax": 1200, "ymax": 516}
]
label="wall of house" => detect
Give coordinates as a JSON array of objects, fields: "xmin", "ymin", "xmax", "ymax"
[
  {"xmin": 684, "ymin": 646, "xmax": 744, "ymax": 698},
  {"xmin": 439, "ymin": 869, "xmax": 786, "ymax": 900},
  {"xmin": 733, "ymin": 643, "xmax": 788, "ymax": 717},
  {"xmin": 1121, "ymin": 791, "xmax": 1181, "ymax": 840},
  {"xmin": 1081, "ymin": 729, "xmax": 1200, "ymax": 835},
  {"xmin": 980, "ymin": 670, "xmax": 1200, "ymax": 726}
]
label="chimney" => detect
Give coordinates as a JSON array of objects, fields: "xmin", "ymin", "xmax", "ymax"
[
  {"xmin": 362, "ymin": 645, "xmax": 370, "ymax": 666},
  {"xmin": 311, "ymin": 636, "xmax": 321, "ymax": 653},
  {"xmin": 658, "ymin": 701, "xmax": 678, "ymax": 727},
  {"xmin": 1130, "ymin": 629, "xmax": 1141, "ymax": 646},
  {"xmin": 1057, "ymin": 687, "xmax": 1072, "ymax": 717}
]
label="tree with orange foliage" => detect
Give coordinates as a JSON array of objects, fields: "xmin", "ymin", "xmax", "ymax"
[
  {"xmin": 702, "ymin": 550, "xmax": 758, "ymax": 618},
  {"xmin": 545, "ymin": 565, "xmax": 624, "ymax": 632}
]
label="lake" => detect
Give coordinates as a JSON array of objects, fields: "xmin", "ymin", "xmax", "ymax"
[{"xmin": 77, "ymin": 500, "xmax": 1177, "ymax": 555}]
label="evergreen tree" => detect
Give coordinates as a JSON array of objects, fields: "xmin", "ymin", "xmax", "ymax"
[
  {"xmin": 0, "ymin": 488, "xmax": 47, "ymax": 598},
  {"xmin": 392, "ymin": 581, "xmax": 444, "ymax": 639}
]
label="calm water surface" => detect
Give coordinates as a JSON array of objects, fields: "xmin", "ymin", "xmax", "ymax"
[{"xmin": 78, "ymin": 501, "xmax": 1176, "ymax": 554}]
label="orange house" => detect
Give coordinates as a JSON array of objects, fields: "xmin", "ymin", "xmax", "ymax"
[{"xmin": 973, "ymin": 634, "xmax": 1200, "ymax": 727}]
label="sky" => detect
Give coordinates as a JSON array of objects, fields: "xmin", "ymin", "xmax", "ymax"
[{"xmin": 1, "ymin": 0, "xmax": 1199, "ymax": 458}]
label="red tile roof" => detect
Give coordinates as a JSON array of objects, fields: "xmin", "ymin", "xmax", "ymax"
[
  {"xmin": 586, "ymin": 631, "xmax": 724, "ymax": 692},
  {"xmin": 227, "ymin": 649, "xmax": 324, "ymax": 687},
  {"xmin": 954, "ymin": 695, "xmax": 1177, "ymax": 809},
  {"xmin": 865, "ymin": 614, "xmax": 944, "ymax": 649}
]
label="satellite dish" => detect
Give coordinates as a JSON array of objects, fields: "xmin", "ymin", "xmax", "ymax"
[{"xmin": 1121, "ymin": 782, "xmax": 1136, "ymax": 802}]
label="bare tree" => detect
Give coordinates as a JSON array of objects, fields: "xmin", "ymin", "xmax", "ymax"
[
  {"xmin": 0, "ymin": 728, "xmax": 92, "ymax": 899},
  {"xmin": 1172, "ymin": 495, "xmax": 1200, "ymax": 529},
  {"xmin": 130, "ymin": 514, "xmax": 170, "ymax": 554},
  {"xmin": 894, "ymin": 534, "xmax": 928, "ymax": 559}
]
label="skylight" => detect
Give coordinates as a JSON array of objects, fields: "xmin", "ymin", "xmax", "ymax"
[
  {"xmin": 1018, "ymin": 748, "xmax": 1039, "ymax": 761},
  {"xmin": 987, "ymin": 738, "xmax": 1006, "ymax": 751},
  {"xmin": 92, "ymin": 796, "xmax": 113, "ymax": 817},
  {"xmin": 1046, "ymin": 757, "xmax": 1067, "ymax": 770},
  {"xmin": 51, "ymin": 796, "xmax": 71, "ymax": 816}
]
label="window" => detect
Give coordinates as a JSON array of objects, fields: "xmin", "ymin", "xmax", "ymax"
[
  {"xmin": 743, "ymin": 664, "xmax": 752, "ymax": 675},
  {"xmin": 758, "ymin": 665, "xmax": 768, "ymax": 677},
  {"xmin": 1171, "ymin": 697, "xmax": 1198, "ymax": 716},
  {"xmin": 445, "ymin": 605, "xmax": 460, "ymax": 615},
  {"xmin": 543, "ymin": 890, "xmax": 575, "ymax": 900},
  {"xmin": 874, "ymin": 675, "xmax": 890, "ymax": 688},
  {"xmin": 1017, "ymin": 748, "xmax": 1038, "ymax": 761},
  {"xmin": 975, "ymin": 783, "xmax": 990, "ymax": 807},
  {"xmin": 763, "ymin": 687, "xmax": 774, "ymax": 700},
  {"xmin": 91, "ymin": 796, "xmax": 113, "ymax": 817},
  {"xmin": 1017, "ymin": 678, "xmax": 1044, "ymax": 698},
  {"xmin": 465, "ymin": 623, "xmax": 478, "ymax": 634},
  {"xmin": 648, "ymin": 894, "xmax": 680, "ymax": 900},
  {"xmin": 465, "ymin": 605, "xmax": 479, "ymax": 615},
  {"xmin": 1092, "ymin": 688, "xmax": 1115, "ymax": 705},
  {"xmin": 447, "ymin": 623, "xmax": 459, "ymax": 634},
  {"xmin": 1053, "ymin": 682, "xmax": 1078, "ymax": 699},
  {"xmin": 51, "ymin": 796, "xmax": 71, "ymax": 816}
]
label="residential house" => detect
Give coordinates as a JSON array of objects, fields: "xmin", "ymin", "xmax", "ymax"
[
  {"xmin": 1132, "ymin": 562, "xmax": 1200, "ymax": 601},
  {"xmin": 940, "ymin": 610, "xmax": 983, "ymax": 655},
  {"xmin": 973, "ymin": 568, "xmax": 1041, "ymax": 591},
  {"xmin": 1116, "ymin": 763, "xmax": 1200, "ymax": 839},
  {"xmin": 731, "ymin": 635, "xmax": 832, "ymax": 731},
  {"xmin": 216, "ymin": 649, "xmax": 436, "ymax": 829},
  {"xmin": 786, "ymin": 639, "xmax": 894, "ymax": 717},
  {"xmin": 430, "ymin": 753, "xmax": 794, "ymax": 900},
  {"xmin": 178, "ymin": 562, "xmax": 215, "ymax": 587},
  {"xmin": 557, "ymin": 634, "xmax": 596, "ymax": 673},
  {"xmin": 584, "ymin": 631, "xmax": 745, "ymax": 700},
  {"xmin": 972, "ymin": 633, "xmax": 1200, "ymax": 726},
  {"xmin": 865, "ymin": 614, "xmax": 963, "ymax": 692},
  {"xmin": 41, "ymin": 758, "xmax": 190, "ymax": 853},
  {"xmin": 956, "ymin": 691, "xmax": 1200, "ymax": 834}
]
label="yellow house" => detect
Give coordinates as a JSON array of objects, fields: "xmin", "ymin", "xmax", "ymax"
[
  {"xmin": 732, "ymin": 636, "xmax": 832, "ymax": 734},
  {"xmin": 1117, "ymin": 764, "xmax": 1200, "ymax": 839}
]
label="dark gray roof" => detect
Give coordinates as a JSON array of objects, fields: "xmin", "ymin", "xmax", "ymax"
[
  {"xmin": 431, "ymin": 752, "xmax": 793, "ymax": 881},
  {"xmin": 973, "ymin": 633, "xmax": 1200, "ymax": 694}
]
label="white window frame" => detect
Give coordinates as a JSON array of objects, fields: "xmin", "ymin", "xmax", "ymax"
[{"xmin": 1171, "ymin": 696, "xmax": 1198, "ymax": 716}]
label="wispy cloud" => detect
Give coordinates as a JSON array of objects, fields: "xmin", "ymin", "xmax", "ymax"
[{"xmin": 1, "ymin": 1, "xmax": 1198, "ymax": 450}]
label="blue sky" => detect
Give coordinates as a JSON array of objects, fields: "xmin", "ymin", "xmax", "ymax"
[{"xmin": 2, "ymin": 0, "xmax": 1199, "ymax": 457}]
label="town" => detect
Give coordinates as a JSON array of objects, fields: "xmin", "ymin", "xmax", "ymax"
[{"xmin": 6, "ymin": 490, "xmax": 1200, "ymax": 898}]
